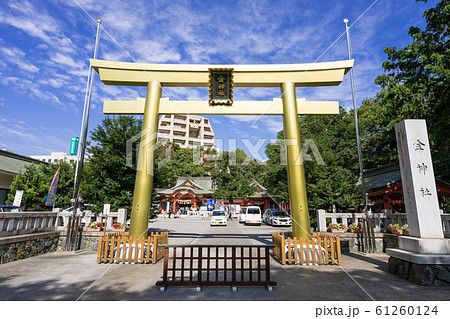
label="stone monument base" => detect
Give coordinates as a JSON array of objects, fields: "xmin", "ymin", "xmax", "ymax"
[
  {"xmin": 399, "ymin": 236, "xmax": 450, "ymax": 254},
  {"xmin": 386, "ymin": 248, "xmax": 450, "ymax": 286}
]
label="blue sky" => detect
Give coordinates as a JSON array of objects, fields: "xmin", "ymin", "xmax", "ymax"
[{"xmin": 0, "ymin": 0, "xmax": 434, "ymax": 159}]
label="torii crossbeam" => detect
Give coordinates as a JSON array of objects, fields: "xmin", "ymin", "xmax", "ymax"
[{"xmin": 91, "ymin": 59, "xmax": 353, "ymax": 240}]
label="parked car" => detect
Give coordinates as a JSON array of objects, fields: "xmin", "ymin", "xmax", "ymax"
[
  {"xmin": 63, "ymin": 204, "xmax": 95, "ymax": 226},
  {"xmin": 238, "ymin": 207, "xmax": 248, "ymax": 223},
  {"xmin": 210, "ymin": 210, "xmax": 227, "ymax": 226},
  {"xmin": 62, "ymin": 204, "xmax": 94, "ymax": 214},
  {"xmin": 245, "ymin": 206, "xmax": 262, "ymax": 226},
  {"xmin": 0, "ymin": 205, "xmax": 22, "ymax": 212},
  {"xmin": 267, "ymin": 210, "xmax": 291, "ymax": 226},
  {"xmin": 263, "ymin": 209, "xmax": 278, "ymax": 224}
]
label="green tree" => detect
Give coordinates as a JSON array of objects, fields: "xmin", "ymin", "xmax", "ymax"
[
  {"xmin": 7, "ymin": 162, "xmax": 75, "ymax": 211},
  {"xmin": 262, "ymin": 106, "xmax": 383, "ymax": 211},
  {"xmin": 153, "ymin": 143, "xmax": 206, "ymax": 188},
  {"xmin": 81, "ymin": 116, "xmax": 142, "ymax": 212},
  {"xmin": 212, "ymin": 149, "xmax": 257, "ymax": 202},
  {"xmin": 263, "ymin": 131, "xmax": 289, "ymax": 203},
  {"xmin": 374, "ymin": 0, "xmax": 450, "ymax": 179}
]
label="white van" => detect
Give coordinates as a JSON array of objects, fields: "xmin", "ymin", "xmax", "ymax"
[
  {"xmin": 238, "ymin": 207, "xmax": 247, "ymax": 223},
  {"xmin": 245, "ymin": 206, "xmax": 262, "ymax": 225}
]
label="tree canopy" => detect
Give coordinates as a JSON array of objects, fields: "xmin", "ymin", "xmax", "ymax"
[
  {"xmin": 6, "ymin": 161, "xmax": 75, "ymax": 211},
  {"xmin": 212, "ymin": 149, "xmax": 258, "ymax": 202},
  {"xmin": 371, "ymin": 0, "xmax": 450, "ymax": 180}
]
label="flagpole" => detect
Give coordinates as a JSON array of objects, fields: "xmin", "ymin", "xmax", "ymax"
[
  {"xmin": 344, "ymin": 19, "xmax": 372, "ymax": 252},
  {"xmin": 67, "ymin": 18, "xmax": 102, "ymax": 251}
]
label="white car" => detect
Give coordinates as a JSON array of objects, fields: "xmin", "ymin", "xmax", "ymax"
[
  {"xmin": 238, "ymin": 207, "xmax": 247, "ymax": 223},
  {"xmin": 268, "ymin": 210, "xmax": 291, "ymax": 226},
  {"xmin": 210, "ymin": 210, "xmax": 227, "ymax": 226}
]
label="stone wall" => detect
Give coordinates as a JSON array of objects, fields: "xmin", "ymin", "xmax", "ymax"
[
  {"xmin": 0, "ymin": 232, "xmax": 60, "ymax": 264},
  {"xmin": 388, "ymin": 256, "xmax": 450, "ymax": 286},
  {"xmin": 57, "ymin": 232, "xmax": 101, "ymax": 252},
  {"xmin": 327, "ymin": 232, "xmax": 399, "ymax": 253}
]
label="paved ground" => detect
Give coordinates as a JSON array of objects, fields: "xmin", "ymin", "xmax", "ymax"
[{"xmin": 0, "ymin": 217, "xmax": 449, "ymax": 301}]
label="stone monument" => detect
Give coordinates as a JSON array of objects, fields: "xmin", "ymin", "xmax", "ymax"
[{"xmin": 386, "ymin": 119, "xmax": 450, "ymax": 285}]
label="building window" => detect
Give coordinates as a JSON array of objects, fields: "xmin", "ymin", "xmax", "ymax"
[
  {"xmin": 174, "ymin": 140, "xmax": 185, "ymax": 146},
  {"xmin": 174, "ymin": 132, "xmax": 185, "ymax": 137},
  {"xmin": 189, "ymin": 129, "xmax": 200, "ymax": 138}
]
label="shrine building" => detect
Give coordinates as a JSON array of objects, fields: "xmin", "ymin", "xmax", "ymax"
[
  {"xmin": 156, "ymin": 176, "xmax": 278, "ymax": 214},
  {"xmin": 363, "ymin": 163, "xmax": 450, "ymax": 213}
]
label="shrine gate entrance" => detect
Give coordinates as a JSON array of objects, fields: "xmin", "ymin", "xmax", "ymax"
[{"xmin": 91, "ymin": 59, "xmax": 353, "ymax": 240}]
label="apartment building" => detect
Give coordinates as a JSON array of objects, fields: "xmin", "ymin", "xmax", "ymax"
[
  {"xmin": 30, "ymin": 152, "xmax": 77, "ymax": 164},
  {"xmin": 157, "ymin": 115, "xmax": 215, "ymax": 149}
]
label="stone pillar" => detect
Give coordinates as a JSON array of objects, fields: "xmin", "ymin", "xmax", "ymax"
[
  {"xmin": 395, "ymin": 120, "xmax": 447, "ymax": 254},
  {"xmin": 117, "ymin": 209, "xmax": 126, "ymax": 223},
  {"xmin": 386, "ymin": 120, "xmax": 450, "ymax": 285},
  {"xmin": 316, "ymin": 209, "xmax": 327, "ymax": 232},
  {"xmin": 104, "ymin": 204, "xmax": 112, "ymax": 229}
]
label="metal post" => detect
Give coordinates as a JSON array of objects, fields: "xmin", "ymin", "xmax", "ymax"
[
  {"xmin": 344, "ymin": 18, "xmax": 371, "ymax": 252},
  {"xmin": 67, "ymin": 18, "xmax": 102, "ymax": 250},
  {"xmin": 128, "ymin": 81, "xmax": 162, "ymax": 239},
  {"xmin": 281, "ymin": 82, "xmax": 311, "ymax": 240}
]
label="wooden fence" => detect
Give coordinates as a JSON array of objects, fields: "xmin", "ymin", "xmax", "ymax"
[
  {"xmin": 156, "ymin": 245, "xmax": 277, "ymax": 291},
  {"xmin": 97, "ymin": 232, "xmax": 168, "ymax": 264},
  {"xmin": 272, "ymin": 232, "xmax": 341, "ymax": 265}
]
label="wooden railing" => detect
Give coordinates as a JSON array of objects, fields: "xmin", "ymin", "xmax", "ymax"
[
  {"xmin": 0, "ymin": 212, "xmax": 57, "ymax": 237},
  {"xmin": 96, "ymin": 232, "xmax": 168, "ymax": 264},
  {"xmin": 272, "ymin": 232, "xmax": 341, "ymax": 265},
  {"xmin": 156, "ymin": 245, "xmax": 277, "ymax": 291}
]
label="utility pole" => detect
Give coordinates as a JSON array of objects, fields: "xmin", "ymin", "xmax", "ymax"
[
  {"xmin": 66, "ymin": 18, "xmax": 102, "ymax": 251},
  {"xmin": 343, "ymin": 18, "xmax": 373, "ymax": 252}
]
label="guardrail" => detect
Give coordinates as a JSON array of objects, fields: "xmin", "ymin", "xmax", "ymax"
[
  {"xmin": 97, "ymin": 232, "xmax": 168, "ymax": 264},
  {"xmin": 316, "ymin": 209, "xmax": 449, "ymax": 236},
  {"xmin": 0, "ymin": 212, "xmax": 57, "ymax": 237},
  {"xmin": 156, "ymin": 244, "xmax": 277, "ymax": 291},
  {"xmin": 55, "ymin": 205, "xmax": 127, "ymax": 231}
]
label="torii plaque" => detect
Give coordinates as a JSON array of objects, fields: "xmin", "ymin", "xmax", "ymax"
[{"xmin": 91, "ymin": 59, "xmax": 353, "ymax": 240}]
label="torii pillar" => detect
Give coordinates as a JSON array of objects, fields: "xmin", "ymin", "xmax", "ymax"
[{"xmin": 91, "ymin": 59, "xmax": 353, "ymax": 240}]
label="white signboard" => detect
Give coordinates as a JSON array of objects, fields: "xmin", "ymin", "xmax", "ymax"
[
  {"xmin": 13, "ymin": 190, "xmax": 23, "ymax": 207},
  {"xmin": 395, "ymin": 120, "xmax": 443, "ymax": 239}
]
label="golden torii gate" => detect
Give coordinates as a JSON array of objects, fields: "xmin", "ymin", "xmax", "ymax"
[{"xmin": 91, "ymin": 59, "xmax": 353, "ymax": 240}]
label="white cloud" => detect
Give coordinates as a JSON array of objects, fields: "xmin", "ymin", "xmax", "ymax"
[
  {"xmin": 1, "ymin": 76, "xmax": 64, "ymax": 108},
  {"xmin": 0, "ymin": 47, "xmax": 39, "ymax": 73}
]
